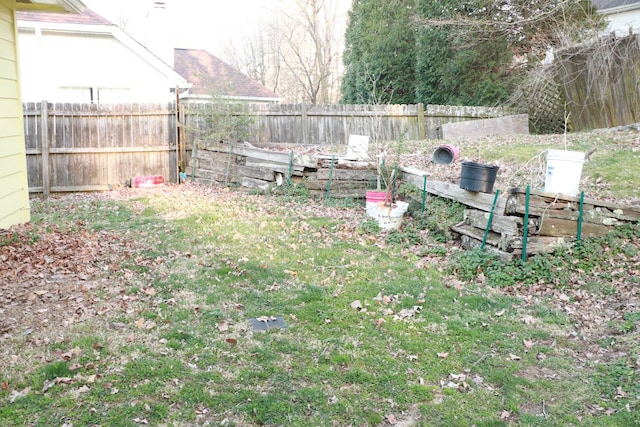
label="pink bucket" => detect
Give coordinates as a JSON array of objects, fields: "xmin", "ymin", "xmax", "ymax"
[
  {"xmin": 432, "ymin": 145, "xmax": 459, "ymax": 164},
  {"xmin": 366, "ymin": 190, "xmax": 388, "ymax": 203}
]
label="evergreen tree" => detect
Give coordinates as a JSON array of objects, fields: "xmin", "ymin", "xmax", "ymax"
[
  {"xmin": 341, "ymin": 0, "xmax": 417, "ymax": 104},
  {"xmin": 343, "ymin": 0, "xmax": 603, "ymax": 107}
]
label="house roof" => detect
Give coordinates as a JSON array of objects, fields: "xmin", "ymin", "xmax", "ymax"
[
  {"xmin": 17, "ymin": 7, "xmax": 111, "ymax": 26},
  {"xmin": 593, "ymin": 0, "xmax": 640, "ymax": 11},
  {"xmin": 16, "ymin": 0, "xmax": 85, "ymax": 14},
  {"xmin": 174, "ymin": 48, "xmax": 279, "ymax": 101}
]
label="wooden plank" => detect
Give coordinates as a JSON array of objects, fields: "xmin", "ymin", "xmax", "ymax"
[
  {"xmin": 26, "ymin": 146, "xmax": 171, "ymax": 154},
  {"xmin": 237, "ymin": 165, "xmax": 276, "ymax": 182},
  {"xmin": 304, "ymin": 179, "xmax": 371, "ymax": 191},
  {"xmin": 205, "ymin": 142, "xmax": 318, "ymax": 169},
  {"xmin": 537, "ymin": 217, "xmax": 613, "ymax": 238},
  {"xmin": 509, "ymin": 236, "xmax": 572, "ymax": 254},
  {"xmin": 245, "ymin": 158, "xmax": 305, "ymax": 175},
  {"xmin": 315, "ymin": 168, "xmax": 377, "ymax": 181},
  {"xmin": 508, "ymin": 188, "xmax": 640, "ymax": 217},
  {"xmin": 459, "ymin": 235, "xmax": 514, "ymax": 262},
  {"xmin": 402, "ymin": 174, "xmax": 507, "ymax": 213},
  {"xmin": 451, "ymin": 223, "xmax": 514, "ymax": 252},
  {"xmin": 241, "ymin": 177, "xmax": 271, "ymax": 190},
  {"xmin": 464, "ymin": 209, "xmax": 521, "ymax": 235},
  {"xmin": 506, "ymin": 192, "xmax": 640, "ymax": 223}
]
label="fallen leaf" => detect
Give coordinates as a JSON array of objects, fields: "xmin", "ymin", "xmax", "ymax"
[
  {"xmin": 500, "ymin": 410, "xmax": 511, "ymax": 419},
  {"xmin": 385, "ymin": 413, "xmax": 398, "ymax": 425},
  {"xmin": 375, "ymin": 318, "xmax": 385, "ymax": 327},
  {"xmin": 494, "ymin": 309, "xmax": 506, "ymax": 317},
  {"xmin": 616, "ymin": 386, "xmax": 629, "ymax": 398},
  {"xmin": 217, "ymin": 322, "xmax": 229, "ymax": 332},
  {"xmin": 437, "ymin": 352, "xmax": 449, "ymax": 359},
  {"xmin": 350, "ymin": 300, "xmax": 363, "ymax": 311},
  {"xmin": 9, "ymin": 387, "xmax": 31, "ymax": 403},
  {"xmin": 225, "ymin": 338, "xmax": 237, "ymax": 345},
  {"xmin": 508, "ymin": 354, "xmax": 521, "ymax": 361},
  {"xmin": 523, "ymin": 339, "xmax": 534, "ymax": 352}
]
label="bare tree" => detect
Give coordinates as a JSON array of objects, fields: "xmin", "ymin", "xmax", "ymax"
[{"xmin": 220, "ymin": 0, "xmax": 348, "ymax": 104}]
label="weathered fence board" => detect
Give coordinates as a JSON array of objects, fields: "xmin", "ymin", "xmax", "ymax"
[
  {"xmin": 556, "ymin": 34, "xmax": 640, "ymax": 130},
  {"xmin": 183, "ymin": 103, "xmax": 507, "ymax": 147},
  {"xmin": 24, "ymin": 102, "xmax": 177, "ymax": 195},
  {"xmin": 24, "ymin": 102, "xmax": 506, "ymax": 195}
]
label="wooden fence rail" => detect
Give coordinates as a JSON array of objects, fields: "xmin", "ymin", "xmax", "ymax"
[{"xmin": 23, "ymin": 102, "xmax": 178, "ymax": 196}]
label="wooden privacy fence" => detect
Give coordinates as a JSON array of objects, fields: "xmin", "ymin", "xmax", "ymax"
[
  {"xmin": 23, "ymin": 102, "xmax": 506, "ymax": 195},
  {"xmin": 555, "ymin": 34, "xmax": 640, "ymax": 130},
  {"xmin": 183, "ymin": 103, "xmax": 508, "ymax": 148},
  {"xmin": 24, "ymin": 102, "xmax": 178, "ymax": 196}
]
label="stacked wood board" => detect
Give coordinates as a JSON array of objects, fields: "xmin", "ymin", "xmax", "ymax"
[
  {"xmin": 401, "ymin": 168, "xmax": 640, "ymax": 260},
  {"xmin": 188, "ymin": 142, "xmax": 377, "ymax": 197}
]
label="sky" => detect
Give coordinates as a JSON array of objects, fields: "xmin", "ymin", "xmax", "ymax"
[{"xmin": 82, "ymin": 0, "xmax": 275, "ymax": 56}]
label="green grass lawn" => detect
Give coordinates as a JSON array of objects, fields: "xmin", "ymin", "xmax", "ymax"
[{"xmin": 1, "ymin": 183, "xmax": 638, "ymax": 426}]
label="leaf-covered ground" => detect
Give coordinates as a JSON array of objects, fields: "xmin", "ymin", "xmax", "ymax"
[{"xmin": 1, "ymin": 128, "xmax": 639, "ymax": 425}]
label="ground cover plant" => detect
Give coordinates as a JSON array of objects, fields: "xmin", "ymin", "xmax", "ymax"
[{"xmin": 1, "ymin": 129, "xmax": 639, "ymax": 426}]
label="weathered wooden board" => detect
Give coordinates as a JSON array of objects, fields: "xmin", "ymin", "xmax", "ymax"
[
  {"xmin": 451, "ymin": 223, "xmax": 515, "ymax": 252},
  {"xmin": 241, "ymin": 177, "xmax": 272, "ymax": 190},
  {"xmin": 402, "ymin": 173, "xmax": 507, "ymax": 214},
  {"xmin": 320, "ymin": 158, "xmax": 375, "ymax": 169},
  {"xmin": 507, "ymin": 189, "xmax": 640, "ymax": 220},
  {"xmin": 509, "ymin": 236, "xmax": 572, "ymax": 254},
  {"xmin": 244, "ymin": 161, "xmax": 305, "ymax": 177},
  {"xmin": 304, "ymin": 179, "xmax": 371, "ymax": 192},
  {"xmin": 205, "ymin": 143, "xmax": 318, "ymax": 169},
  {"xmin": 537, "ymin": 217, "xmax": 612, "ymax": 238},
  {"xmin": 315, "ymin": 168, "xmax": 377, "ymax": 181},
  {"xmin": 459, "ymin": 235, "xmax": 514, "ymax": 262},
  {"xmin": 464, "ymin": 209, "xmax": 522, "ymax": 235}
]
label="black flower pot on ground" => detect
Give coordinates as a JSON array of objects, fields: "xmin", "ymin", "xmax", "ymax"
[{"xmin": 459, "ymin": 162, "xmax": 499, "ymax": 193}]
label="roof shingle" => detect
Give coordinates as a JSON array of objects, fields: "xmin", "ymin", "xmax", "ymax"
[
  {"xmin": 174, "ymin": 48, "xmax": 278, "ymax": 100},
  {"xmin": 17, "ymin": 8, "xmax": 113, "ymax": 26}
]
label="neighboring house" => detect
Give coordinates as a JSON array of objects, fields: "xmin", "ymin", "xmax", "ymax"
[
  {"xmin": 174, "ymin": 48, "xmax": 281, "ymax": 103},
  {"xmin": 593, "ymin": 0, "xmax": 640, "ymax": 35},
  {"xmin": 16, "ymin": 7, "xmax": 189, "ymax": 103},
  {"xmin": 1, "ymin": 0, "xmax": 85, "ymax": 230}
]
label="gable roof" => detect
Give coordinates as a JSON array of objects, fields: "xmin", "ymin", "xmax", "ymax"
[
  {"xmin": 16, "ymin": 0, "xmax": 85, "ymax": 14},
  {"xmin": 593, "ymin": 0, "xmax": 640, "ymax": 11},
  {"xmin": 17, "ymin": 7, "xmax": 110, "ymax": 25},
  {"xmin": 174, "ymin": 48, "xmax": 280, "ymax": 101}
]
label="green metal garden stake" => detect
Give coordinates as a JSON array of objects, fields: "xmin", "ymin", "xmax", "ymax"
[
  {"xmin": 421, "ymin": 175, "xmax": 427, "ymax": 214},
  {"xmin": 224, "ymin": 141, "xmax": 234, "ymax": 186},
  {"xmin": 287, "ymin": 150, "xmax": 294, "ymax": 187},
  {"xmin": 481, "ymin": 190, "xmax": 500, "ymax": 250},
  {"xmin": 522, "ymin": 185, "xmax": 531, "ymax": 262},
  {"xmin": 325, "ymin": 155, "xmax": 335, "ymax": 203},
  {"xmin": 577, "ymin": 191, "xmax": 585, "ymax": 243}
]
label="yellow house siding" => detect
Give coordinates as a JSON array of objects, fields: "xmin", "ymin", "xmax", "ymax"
[{"xmin": 0, "ymin": 0, "xmax": 30, "ymax": 229}]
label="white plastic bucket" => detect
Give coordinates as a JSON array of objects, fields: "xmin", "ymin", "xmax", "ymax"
[
  {"xmin": 377, "ymin": 201, "xmax": 409, "ymax": 230},
  {"xmin": 366, "ymin": 190, "xmax": 389, "ymax": 218},
  {"xmin": 544, "ymin": 149, "xmax": 585, "ymax": 196}
]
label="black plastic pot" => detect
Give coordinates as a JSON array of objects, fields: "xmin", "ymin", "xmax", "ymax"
[{"xmin": 460, "ymin": 162, "xmax": 499, "ymax": 193}]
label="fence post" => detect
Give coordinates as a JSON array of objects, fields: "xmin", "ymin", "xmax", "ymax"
[
  {"xmin": 40, "ymin": 100, "xmax": 50, "ymax": 198},
  {"xmin": 301, "ymin": 103, "xmax": 308, "ymax": 144},
  {"xmin": 417, "ymin": 103, "xmax": 426, "ymax": 140}
]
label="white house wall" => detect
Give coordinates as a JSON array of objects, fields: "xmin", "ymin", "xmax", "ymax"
[
  {"xmin": 18, "ymin": 30, "xmax": 176, "ymax": 102},
  {"xmin": 603, "ymin": 9, "xmax": 640, "ymax": 36}
]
